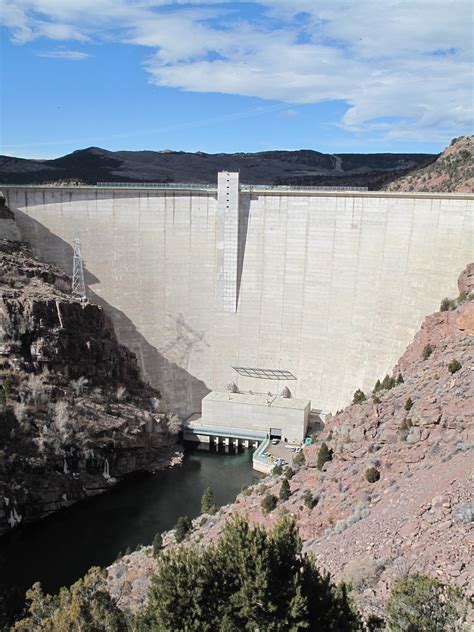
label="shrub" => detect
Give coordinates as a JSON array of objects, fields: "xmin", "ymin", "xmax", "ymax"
[
  {"xmin": 316, "ymin": 442, "xmax": 333, "ymax": 471},
  {"xmin": 400, "ymin": 417, "xmax": 413, "ymax": 432},
  {"xmin": 440, "ymin": 297, "xmax": 455, "ymax": 311},
  {"xmin": 334, "ymin": 502, "xmax": 369, "ymax": 533},
  {"xmin": 261, "ymin": 494, "xmax": 278, "ymax": 515},
  {"xmin": 293, "ymin": 451, "xmax": 305, "ymax": 467},
  {"xmin": 344, "ymin": 557, "xmax": 386, "ymax": 594},
  {"xmin": 448, "ymin": 359, "xmax": 462, "ymax": 374},
  {"xmin": 141, "ymin": 516, "xmax": 362, "ymax": 631},
  {"xmin": 396, "ymin": 373, "xmax": 404, "ymax": 384},
  {"xmin": 174, "ymin": 516, "xmax": 192, "ymax": 543},
  {"xmin": 241, "ymin": 486, "xmax": 252, "ymax": 496},
  {"xmin": 201, "ymin": 487, "xmax": 217, "ymax": 515},
  {"xmin": 352, "ymin": 389, "xmax": 366, "ymax": 404},
  {"xmin": 152, "ymin": 533, "xmax": 163, "ymax": 558},
  {"xmin": 385, "ymin": 573, "xmax": 468, "ymax": 631},
  {"xmin": 272, "ymin": 464, "xmax": 283, "ymax": 475},
  {"xmin": 422, "ymin": 344, "xmax": 433, "ymax": 360},
  {"xmin": 373, "ymin": 379, "xmax": 382, "ymax": 393},
  {"xmin": 285, "ymin": 466, "xmax": 295, "ymax": 480},
  {"xmin": 279, "ymin": 478, "xmax": 291, "ymax": 501},
  {"xmin": 365, "ymin": 467, "xmax": 380, "ymax": 483},
  {"xmin": 404, "ymin": 397, "xmax": 413, "ymax": 411},
  {"xmin": 453, "ymin": 500, "xmax": 474, "ymax": 524},
  {"xmin": 373, "ymin": 395, "xmax": 381, "ymax": 404}
]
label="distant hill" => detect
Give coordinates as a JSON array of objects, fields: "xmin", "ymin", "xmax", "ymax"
[
  {"xmin": 385, "ymin": 136, "xmax": 474, "ymax": 193},
  {"xmin": 0, "ymin": 147, "xmax": 435, "ymax": 189}
]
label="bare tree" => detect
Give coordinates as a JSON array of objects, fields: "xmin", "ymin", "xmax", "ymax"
[
  {"xmin": 34, "ymin": 430, "xmax": 48, "ymax": 456},
  {"xmin": 167, "ymin": 414, "xmax": 182, "ymax": 435},
  {"xmin": 54, "ymin": 400, "xmax": 70, "ymax": 441},
  {"xmin": 150, "ymin": 397, "xmax": 161, "ymax": 412},
  {"xmin": 70, "ymin": 376, "xmax": 88, "ymax": 396},
  {"xmin": 116, "ymin": 386, "xmax": 127, "ymax": 402},
  {"xmin": 13, "ymin": 401, "xmax": 28, "ymax": 429},
  {"xmin": 26, "ymin": 374, "xmax": 45, "ymax": 407}
]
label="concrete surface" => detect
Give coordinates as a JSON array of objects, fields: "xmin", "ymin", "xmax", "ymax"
[
  {"xmin": 2, "ymin": 181, "xmax": 473, "ymax": 417},
  {"xmin": 201, "ymin": 391, "xmax": 310, "ymax": 443}
]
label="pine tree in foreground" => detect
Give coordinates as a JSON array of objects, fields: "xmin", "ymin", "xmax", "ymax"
[{"xmin": 138, "ymin": 516, "xmax": 363, "ymax": 632}]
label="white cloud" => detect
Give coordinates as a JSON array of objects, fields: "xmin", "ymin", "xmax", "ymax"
[
  {"xmin": 37, "ymin": 49, "xmax": 89, "ymax": 59},
  {"xmin": 1, "ymin": 0, "xmax": 472, "ymax": 142}
]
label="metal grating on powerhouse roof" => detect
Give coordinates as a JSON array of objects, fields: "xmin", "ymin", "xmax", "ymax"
[{"xmin": 231, "ymin": 367, "xmax": 296, "ymax": 380}]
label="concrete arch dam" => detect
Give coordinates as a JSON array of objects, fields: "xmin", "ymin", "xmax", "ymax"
[{"xmin": 3, "ymin": 176, "xmax": 473, "ymax": 417}]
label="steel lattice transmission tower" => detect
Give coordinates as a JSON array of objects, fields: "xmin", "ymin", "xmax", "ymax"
[{"xmin": 72, "ymin": 236, "xmax": 87, "ymax": 300}]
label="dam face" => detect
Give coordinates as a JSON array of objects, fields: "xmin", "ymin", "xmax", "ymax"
[{"xmin": 3, "ymin": 181, "xmax": 473, "ymax": 417}]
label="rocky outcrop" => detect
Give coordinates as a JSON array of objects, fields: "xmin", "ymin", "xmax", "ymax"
[
  {"xmin": 107, "ymin": 266, "xmax": 473, "ymax": 622},
  {"xmin": 0, "ymin": 196, "xmax": 20, "ymax": 241},
  {"xmin": 458, "ymin": 262, "xmax": 474, "ymax": 297},
  {"xmin": 0, "ymin": 238, "xmax": 181, "ymax": 535},
  {"xmin": 385, "ymin": 135, "xmax": 474, "ymax": 192}
]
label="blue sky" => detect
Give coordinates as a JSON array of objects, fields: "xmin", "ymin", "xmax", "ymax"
[{"xmin": 1, "ymin": 1, "xmax": 472, "ymax": 159}]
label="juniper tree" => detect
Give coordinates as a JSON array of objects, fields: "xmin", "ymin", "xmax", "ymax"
[
  {"xmin": 279, "ymin": 478, "xmax": 291, "ymax": 501},
  {"xmin": 201, "ymin": 487, "xmax": 217, "ymax": 514},
  {"xmin": 317, "ymin": 442, "xmax": 333, "ymax": 471},
  {"xmin": 139, "ymin": 516, "xmax": 362, "ymax": 631}
]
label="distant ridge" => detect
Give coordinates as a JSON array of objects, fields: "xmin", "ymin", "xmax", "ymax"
[{"xmin": 0, "ymin": 146, "xmax": 435, "ymax": 189}]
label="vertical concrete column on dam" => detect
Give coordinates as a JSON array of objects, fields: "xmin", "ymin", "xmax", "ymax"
[{"xmin": 217, "ymin": 172, "xmax": 239, "ymax": 313}]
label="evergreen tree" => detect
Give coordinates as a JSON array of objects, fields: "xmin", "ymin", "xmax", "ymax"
[
  {"xmin": 201, "ymin": 487, "xmax": 217, "ymax": 514},
  {"xmin": 317, "ymin": 442, "xmax": 333, "ymax": 471},
  {"xmin": 422, "ymin": 344, "xmax": 433, "ymax": 360},
  {"xmin": 13, "ymin": 568, "xmax": 127, "ymax": 631},
  {"xmin": 141, "ymin": 516, "xmax": 363, "ymax": 631},
  {"xmin": 174, "ymin": 515, "xmax": 192, "ymax": 543},
  {"xmin": 381, "ymin": 374, "xmax": 396, "ymax": 390},
  {"xmin": 279, "ymin": 478, "xmax": 291, "ymax": 501},
  {"xmin": 352, "ymin": 389, "xmax": 366, "ymax": 404},
  {"xmin": 303, "ymin": 490, "xmax": 315, "ymax": 510},
  {"xmin": 152, "ymin": 532, "xmax": 163, "ymax": 558},
  {"xmin": 261, "ymin": 494, "xmax": 278, "ymax": 515}
]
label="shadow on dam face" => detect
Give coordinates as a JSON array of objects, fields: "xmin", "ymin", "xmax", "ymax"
[{"xmin": 12, "ymin": 210, "xmax": 210, "ymax": 413}]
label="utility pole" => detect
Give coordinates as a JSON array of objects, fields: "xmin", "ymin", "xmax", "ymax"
[{"xmin": 72, "ymin": 235, "xmax": 86, "ymax": 300}]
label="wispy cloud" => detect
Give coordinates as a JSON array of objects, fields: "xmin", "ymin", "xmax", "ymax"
[
  {"xmin": 37, "ymin": 50, "xmax": 89, "ymax": 60},
  {"xmin": 278, "ymin": 109, "xmax": 300, "ymax": 118},
  {"xmin": 1, "ymin": 0, "xmax": 472, "ymax": 142}
]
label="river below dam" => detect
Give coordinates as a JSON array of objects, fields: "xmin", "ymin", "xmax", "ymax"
[{"xmin": 0, "ymin": 443, "xmax": 260, "ymax": 621}]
